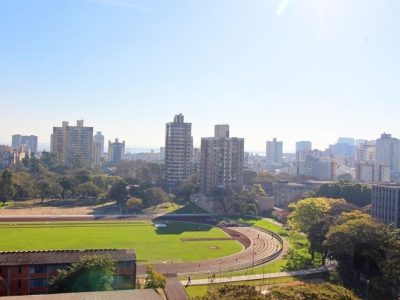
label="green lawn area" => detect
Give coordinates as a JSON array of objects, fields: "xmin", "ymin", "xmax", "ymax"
[
  {"xmin": 142, "ymin": 202, "xmax": 183, "ymax": 213},
  {"xmin": 0, "ymin": 220, "xmax": 242, "ymax": 263}
]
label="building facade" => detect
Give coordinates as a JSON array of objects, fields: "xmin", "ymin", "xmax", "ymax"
[
  {"xmin": 108, "ymin": 139, "xmax": 125, "ymax": 166},
  {"xmin": 355, "ymin": 162, "xmax": 390, "ymax": 183},
  {"xmin": 11, "ymin": 135, "xmax": 38, "ymax": 154},
  {"xmin": 295, "ymin": 141, "xmax": 312, "ymax": 162},
  {"xmin": 93, "ymin": 131, "xmax": 105, "ymax": 169},
  {"xmin": 164, "ymin": 114, "xmax": 193, "ymax": 184},
  {"xmin": 376, "ymin": 133, "xmax": 400, "ymax": 173},
  {"xmin": 266, "ymin": 138, "xmax": 283, "ymax": 166},
  {"xmin": 50, "ymin": 120, "xmax": 93, "ymax": 167},
  {"xmin": 0, "ymin": 249, "xmax": 136, "ymax": 296},
  {"xmin": 200, "ymin": 125, "xmax": 244, "ymax": 194},
  {"xmin": 372, "ymin": 184, "xmax": 400, "ymax": 228}
]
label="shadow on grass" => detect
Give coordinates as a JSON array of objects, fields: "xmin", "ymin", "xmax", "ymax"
[{"xmin": 154, "ymin": 220, "xmax": 214, "ymax": 235}]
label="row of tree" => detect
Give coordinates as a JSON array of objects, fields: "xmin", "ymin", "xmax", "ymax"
[{"xmin": 287, "ymin": 197, "xmax": 400, "ymax": 298}]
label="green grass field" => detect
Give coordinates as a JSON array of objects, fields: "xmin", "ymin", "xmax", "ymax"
[{"xmin": 0, "ymin": 220, "xmax": 243, "ymax": 263}]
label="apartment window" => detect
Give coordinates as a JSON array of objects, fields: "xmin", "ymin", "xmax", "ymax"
[
  {"xmin": 18, "ymin": 266, "xmax": 22, "ymax": 274},
  {"xmin": 29, "ymin": 279, "xmax": 48, "ymax": 288},
  {"xmin": 18, "ymin": 280, "xmax": 21, "ymax": 288},
  {"xmin": 30, "ymin": 265, "xmax": 46, "ymax": 274}
]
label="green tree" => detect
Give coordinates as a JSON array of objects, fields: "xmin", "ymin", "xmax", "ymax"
[
  {"xmin": 314, "ymin": 181, "xmax": 371, "ymax": 207},
  {"xmin": 108, "ymin": 179, "xmax": 128, "ymax": 203},
  {"xmin": 49, "ymin": 255, "xmax": 115, "ymax": 293},
  {"xmin": 58, "ymin": 176, "xmax": 74, "ymax": 200},
  {"xmin": 144, "ymin": 266, "xmax": 166, "ymax": 289},
  {"xmin": 76, "ymin": 182, "xmax": 101, "ymax": 199},
  {"xmin": 0, "ymin": 170, "xmax": 16, "ymax": 205},
  {"xmin": 287, "ymin": 197, "xmax": 331, "ymax": 232},
  {"xmin": 196, "ymin": 285, "xmax": 265, "ymax": 300},
  {"xmin": 36, "ymin": 177, "xmax": 62, "ymax": 203},
  {"xmin": 126, "ymin": 197, "xmax": 143, "ymax": 213},
  {"xmin": 324, "ymin": 218, "xmax": 390, "ymax": 279},
  {"xmin": 142, "ymin": 187, "xmax": 170, "ymax": 207}
]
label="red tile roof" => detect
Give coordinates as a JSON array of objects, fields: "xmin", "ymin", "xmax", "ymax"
[{"xmin": 0, "ymin": 249, "xmax": 136, "ymax": 266}]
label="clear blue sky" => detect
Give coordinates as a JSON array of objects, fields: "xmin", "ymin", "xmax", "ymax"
[{"xmin": 0, "ymin": 0, "xmax": 399, "ymax": 152}]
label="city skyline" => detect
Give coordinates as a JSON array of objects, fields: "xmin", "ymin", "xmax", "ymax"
[{"xmin": 1, "ymin": 0, "xmax": 400, "ymax": 151}]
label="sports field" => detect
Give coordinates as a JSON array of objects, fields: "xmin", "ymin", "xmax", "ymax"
[{"xmin": 0, "ymin": 220, "xmax": 243, "ymax": 263}]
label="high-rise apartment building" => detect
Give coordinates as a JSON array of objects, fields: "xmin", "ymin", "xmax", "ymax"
[
  {"xmin": 376, "ymin": 133, "xmax": 400, "ymax": 173},
  {"xmin": 164, "ymin": 114, "xmax": 193, "ymax": 184},
  {"xmin": 298, "ymin": 154, "xmax": 337, "ymax": 180},
  {"xmin": 214, "ymin": 124, "xmax": 230, "ymax": 138},
  {"xmin": 93, "ymin": 131, "xmax": 105, "ymax": 169},
  {"xmin": 295, "ymin": 141, "xmax": 312, "ymax": 162},
  {"xmin": 200, "ymin": 125, "xmax": 244, "ymax": 194},
  {"xmin": 355, "ymin": 162, "xmax": 390, "ymax": 183},
  {"xmin": 11, "ymin": 135, "xmax": 38, "ymax": 153},
  {"xmin": 50, "ymin": 120, "xmax": 93, "ymax": 167},
  {"xmin": 108, "ymin": 138, "xmax": 125, "ymax": 165},
  {"xmin": 266, "ymin": 138, "xmax": 283, "ymax": 166},
  {"xmin": 372, "ymin": 184, "xmax": 400, "ymax": 228}
]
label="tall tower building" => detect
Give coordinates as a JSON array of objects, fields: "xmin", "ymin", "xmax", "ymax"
[
  {"xmin": 108, "ymin": 138, "xmax": 125, "ymax": 166},
  {"xmin": 266, "ymin": 138, "xmax": 283, "ymax": 166},
  {"xmin": 93, "ymin": 131, "xmax": 105, "ymax": 169},
  {"xmin": 372, "ymin": 184, "xmax": 400, "ymax": 228},
  {"xmin": 50, "ymin": 120, "xmax": 93, "ymax": 167},
  {"xmin": 200, "ymin": 125, "xmax": 244, "ymax": 194},
  {"xmin": 164, "ymin": 114, "xmax": 193, "ymax": 184},
  {"xmin": 295, "ymin": 141, "xmax": 312, "ymax": 162},
  {"xmin": 12, "ymin": 135, "xmax": 38, "ymax": 153},
  {"xmin": 376, "ymin": 133, "xmax": 400, "ymax": 173}
]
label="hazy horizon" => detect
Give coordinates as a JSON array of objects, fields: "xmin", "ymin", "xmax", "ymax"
[{"xmin": 1, "ymin": 0, "xmax": 399, "ymax": 152}]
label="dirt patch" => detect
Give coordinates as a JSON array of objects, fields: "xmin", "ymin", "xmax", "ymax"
[
  {"xmin": 0, "ymin": 199, "xmax": 120, "ymax": 216},
  {"xmin": 209, "ymin": 246, "xmax": 220, "ymax": 250}
]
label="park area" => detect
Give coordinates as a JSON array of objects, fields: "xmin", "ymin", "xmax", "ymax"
[{"xmin": 0, "ymin": 220, "xmax": 243, "ymax": 263}]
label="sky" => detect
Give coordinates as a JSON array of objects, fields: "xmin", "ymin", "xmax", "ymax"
[{"xmin": 0, "ymin": 0, "xmax": 399, "ymax": 152}]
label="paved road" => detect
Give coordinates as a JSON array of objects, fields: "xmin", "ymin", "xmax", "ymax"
[{"xmin": 180, "ymin": 265, "xmax": 333, "ymax": 286}]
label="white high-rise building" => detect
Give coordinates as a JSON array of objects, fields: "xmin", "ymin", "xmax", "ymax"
[
  {"xmin": 200, "ymin": 125, "xmax": 244, "ymax": 194},
  {"xmin": 93, "ymin": 131, "xmax": 104, "ymax": 169},
  {"xmin": 164, "ymin": 114, "xmax": 193, "ymax": 184},
  {"xmin": 376, "ymin": 133, "xmax": 400, "ymax": 173},
  {"xmin": 266, "ymin": 138, "xmax": 283, "ymax": 166}
]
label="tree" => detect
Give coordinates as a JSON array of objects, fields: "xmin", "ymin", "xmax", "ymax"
[
  {"xmin": 196, "ymin": 285, "xmax": 265, "ymax": 300},
  {"xmin": 108, "ymin": 179, "xmax": 128, "ymax": 203},
  {"xmin": 0, "ymin": 170, "xmax": 16, "ymax": 205},
  {"xmin": 243, "ymin": 170, "xmax": 257, "ymax": 187},
  {"xmin": 58, "ymin": 176, "xmax": 74, "ymax": 200},
  {"xmin": 324, "ymin": 218, "xmax": 390, "ymax": 279},
  {"xmin": 142, "ymin": 187, "xmax": 170, "ymax": 207},
  {"xmin": 0, "ymin": 276, "xmax": 6, "ymax": 293},
  {"xmin": 287, "ymin": 197, "xmax": 331, "ymax": 232},
  {"xmin": 126, "ymin": 197, "xmax": 143, "ymax": 213},
  {"xmin": 269, "ymin": 283, "xmax": 359, "ymax": 300},
  {"xmin": 314, "ymin": 181, "xmax": 371, "ymax": 207},
  {"xmin": 76, "ymin": 182, "xmax": 101, "ymax": 199},
  {"xmin": 144, "ymin": 266, "xmax": 166, "ymax": 289},
  {"xmin": 35, "ymin": 177, "xmax": 62, "ymax": 203},
  {"xmin": 49, "ymin": 255, "xmax": 115, "ymax": 293}
]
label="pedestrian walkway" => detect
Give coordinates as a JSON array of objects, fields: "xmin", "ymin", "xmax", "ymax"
[
  {"xmin": 164, "ymin": 277, "xmax": 189, "ymax": 300},
  {"xmin": 181, "ymin": 265, "xmax": 332, "ymax": 286}
]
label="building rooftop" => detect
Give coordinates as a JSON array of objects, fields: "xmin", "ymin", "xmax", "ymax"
[
  {"xmin": 0, "ymin": 249, "xmax": 136, "ymax": 266},
  {"xmin": 0, "ymin": 290, "xmax": 161, "ymax": 300}
]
